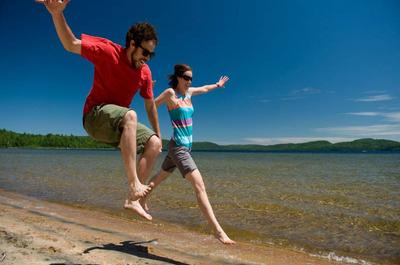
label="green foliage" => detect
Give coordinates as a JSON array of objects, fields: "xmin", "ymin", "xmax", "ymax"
[
  {"xmin": 0, "ymin": 129, "xmax": 112, "ymax": 149},
  {"xmin": 1, "ymin": 129, "xmax": 399, "ymax": 152}
]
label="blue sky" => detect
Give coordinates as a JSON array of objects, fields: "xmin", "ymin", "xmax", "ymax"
[{"xmin": 1, "ymin": 0, "xmax": 399, "ymax": 144}]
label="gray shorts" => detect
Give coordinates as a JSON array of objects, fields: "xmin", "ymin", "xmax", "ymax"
[{"xmin": 161, "ymin": 140, "xmax": 197, "ymax": 177}]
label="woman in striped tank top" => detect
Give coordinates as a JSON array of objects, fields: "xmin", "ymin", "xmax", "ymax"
[{"xmin": 143, "ymin": 64, "xmax": 235, "ymax": 244}]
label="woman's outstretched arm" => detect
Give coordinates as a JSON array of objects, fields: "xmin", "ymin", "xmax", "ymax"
[{"xmin": 189, "ymin": 76, "xmax": 229, "ymax": 96}]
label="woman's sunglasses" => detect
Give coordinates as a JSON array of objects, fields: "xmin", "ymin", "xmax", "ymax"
[{"xmin": 180, "ymin": 75, "xmax": 192, "ymax": 81}]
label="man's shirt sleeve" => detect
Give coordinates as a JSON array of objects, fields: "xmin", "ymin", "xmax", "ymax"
[{"xmin": 140, "ymin": 65, "xmax": 154, "ymax": 99}]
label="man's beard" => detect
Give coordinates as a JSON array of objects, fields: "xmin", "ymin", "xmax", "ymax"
[{"xmin": 131, "ymin": 53, "xmax": 144, "ymax": 69}]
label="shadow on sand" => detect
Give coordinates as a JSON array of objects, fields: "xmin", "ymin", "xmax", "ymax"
[{"xmin": 82, "ymin": 239, "xmax": 190, "ymax": 265}]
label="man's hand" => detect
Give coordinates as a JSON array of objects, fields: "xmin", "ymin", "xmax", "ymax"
[
  {"xmin": 36, "ymin": 0, "xmax": 80, "ymax": 54},
  {"xmin": 35, "ymin": 0, "xmax": 70, "ymax": 16}
]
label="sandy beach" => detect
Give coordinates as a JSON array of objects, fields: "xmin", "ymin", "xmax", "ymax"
[{"xmin": 0, "ymin": 189, "xmax": 355, "ymax": 265}]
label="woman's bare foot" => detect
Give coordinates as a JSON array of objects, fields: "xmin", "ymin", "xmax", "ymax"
[
  {"xmin": 139, "ymin": 182, "xmax": 154, "ymax": 213},
  {"xmin": 215, "ymin": 231, "xmax": 236, "ymax": 245},
  {"xmin": 123, "ymin": 199, "xmax": 152, "ymax": 220},
  {"xmin": 139, "ymin": 197, "xmax": 150, "ymax": 212}
]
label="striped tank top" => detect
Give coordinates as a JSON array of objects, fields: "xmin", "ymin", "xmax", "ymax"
[{"xmin": 168, "ymin": 93, "xmax": 194, "ymax": 148}]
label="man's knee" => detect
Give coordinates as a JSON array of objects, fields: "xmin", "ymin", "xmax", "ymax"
[
  {"xmin": 121, "ymin": 110, "xmax": 137, "ymax": 129},
  {"xmin": 146, "ymin": 135, "xmax": 162, "ymax": 153}
]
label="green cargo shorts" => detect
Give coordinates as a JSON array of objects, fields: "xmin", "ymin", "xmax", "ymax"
[{"xmin": 83, "ymin": 104, "xmax": 155, "ymax": 153}]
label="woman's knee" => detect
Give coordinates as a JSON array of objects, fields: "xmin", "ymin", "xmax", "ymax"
[
  {"xmin": 195, "ymin": 183, "xmax": 206, "ymax": 194},
  {"xmin": 187, "ymin": 171, "xmax": 206, "ymax": 193}
]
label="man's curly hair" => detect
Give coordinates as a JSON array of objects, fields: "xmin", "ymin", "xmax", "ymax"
[{"xmin": 125, "ymin": 22, "xmax": 158, "ymax": 48}]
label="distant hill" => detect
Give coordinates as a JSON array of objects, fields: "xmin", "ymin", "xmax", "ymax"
[
  {"xmin": 1, "ymin": 129, "xmax": 399, "ymax": 152},
  {"xmin": 193, "ymin": 139, "xmax": 400, "ymax": 152}
]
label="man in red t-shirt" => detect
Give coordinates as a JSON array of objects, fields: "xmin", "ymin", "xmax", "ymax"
[{"xmin": 38, "ymin": 0, "xmax": 161, "ymax": 220}]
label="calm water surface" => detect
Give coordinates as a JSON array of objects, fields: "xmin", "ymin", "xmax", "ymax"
[{"xmin": 0, "ymin": 149, "xmax": 399, "ymax": 264}]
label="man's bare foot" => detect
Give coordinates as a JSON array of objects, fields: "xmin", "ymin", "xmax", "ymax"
[
  {"xmin": 215, "ymin": 231, "xmax": 236, "ymax": 245},
  {"xmin": 123, "ymin": 199, "xmax": 152, "ymax": 220},
  {"xmin": 130, "ymin": 182, "xmax": 153, "ymax": 200}
]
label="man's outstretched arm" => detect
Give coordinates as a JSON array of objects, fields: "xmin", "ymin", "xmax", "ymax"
[
  {"xmin": 144, "ymin": 98, "xmax": 162, "ymax": 147},
  {"xmin": 36, "ymin": 0, "xmax": 81, "ymax": 54}
]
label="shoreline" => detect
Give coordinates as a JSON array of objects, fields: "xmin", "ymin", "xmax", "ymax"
[
  {"xmin": 0, "ymin": 189, "xmax": 357, "ymax": 265},
  {"xmin": 2, "ymin": 147, "xmax": 400, "ymax": 154}
]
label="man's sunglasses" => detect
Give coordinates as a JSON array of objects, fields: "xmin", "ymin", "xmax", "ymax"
[
  {"xmin": 137, "ymin": 43, "xmax": 155, "ymax": 58},
  {"xmin": 180, "ymin": 75, "xmax": 192, "ymax": 81}
]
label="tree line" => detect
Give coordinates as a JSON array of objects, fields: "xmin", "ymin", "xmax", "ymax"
[
  {"xmin": 1, "ymin": 129, "xmax": 400, "ymax": 152},
  {"xmin": 0, "ymin": 129, "xmax": 111, "ymax": 149}
]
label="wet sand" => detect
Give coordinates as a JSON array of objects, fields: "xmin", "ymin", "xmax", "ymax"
[{"xmin": 0, "ymin": 189, "xmax": 352, "ymax": 265}]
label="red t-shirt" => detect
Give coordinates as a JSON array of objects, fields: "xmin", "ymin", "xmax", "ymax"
[{"xmin": 81, "ymin": 34, "xmax": 153, "ymax": 115}]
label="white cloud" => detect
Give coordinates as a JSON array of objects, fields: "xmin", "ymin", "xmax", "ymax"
[
  {"xmin": 384, "ymin": 112, "xmax": 400, "ymax": 122},
  {"xmin": 244, "ymin": 137, "xmax": 354, "ymax": 145},
  {"xmin": 316, "ymin": 124, "xmax": 400, "ymax": 137},
  {"xmin": 346, "ymin": 112, "xmax": 380, "ymax": 117},
  {"xmin": 355, "ymin": 94, "xmax": 394, "ymax": 102},
  {"xmin": 377, "ymin": 106, "xmax": 400, "ymax": 111},
  {"xmin": 292, "ymin": 87, "xmax": 321, "ymax": 95},
  {"xmin": 281, "ymin": 87, "xmax": 321, "ymax": 101},
  {"xmin": 364, "ymin": 90, "xmax": 387, "ymax": 94},
  {"xmin": 346, "ymin": 111, "xmax": 400, "ymax": 122},
  {"xmin": 281, "ymin": 96, "xmax": 305, "ymax": 101}
]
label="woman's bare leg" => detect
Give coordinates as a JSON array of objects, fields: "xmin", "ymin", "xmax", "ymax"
[
  {"xmin": 140, "ymin": 169, "xmax": 172, "ymax": 211},
  {"xmin": 185, "ymin": 169, "xmax": 235, "ymax": 244}
]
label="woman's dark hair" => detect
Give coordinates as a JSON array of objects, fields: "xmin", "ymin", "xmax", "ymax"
[
  {"xmin": 125, "ymin": 22, "xmax": 158, "ymax": 48},
  {"xmin": 168, "ymin": 64, "xmax": 192, "ymax": 88}
]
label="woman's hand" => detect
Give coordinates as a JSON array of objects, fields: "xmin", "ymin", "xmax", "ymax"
[{"xmin": 216, "ymin": 76, "xmax": 229, "ymax": 88}]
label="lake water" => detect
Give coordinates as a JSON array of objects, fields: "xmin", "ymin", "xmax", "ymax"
[{"xmin": 0, "ymin": 149, "xmax": 399, "ymax": 264}]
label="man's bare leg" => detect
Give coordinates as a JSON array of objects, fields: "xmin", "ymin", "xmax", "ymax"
[
  {"xmin": 119, "ymin": 110, "xmax": 152, "ymax": 220},
  {"xmin": 137, "ymin": 135, "xmax": 162, "ymax": 211},
  {"xmin": 185, "ymin": 169, "xmax": 236, "ymax": 245}
]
